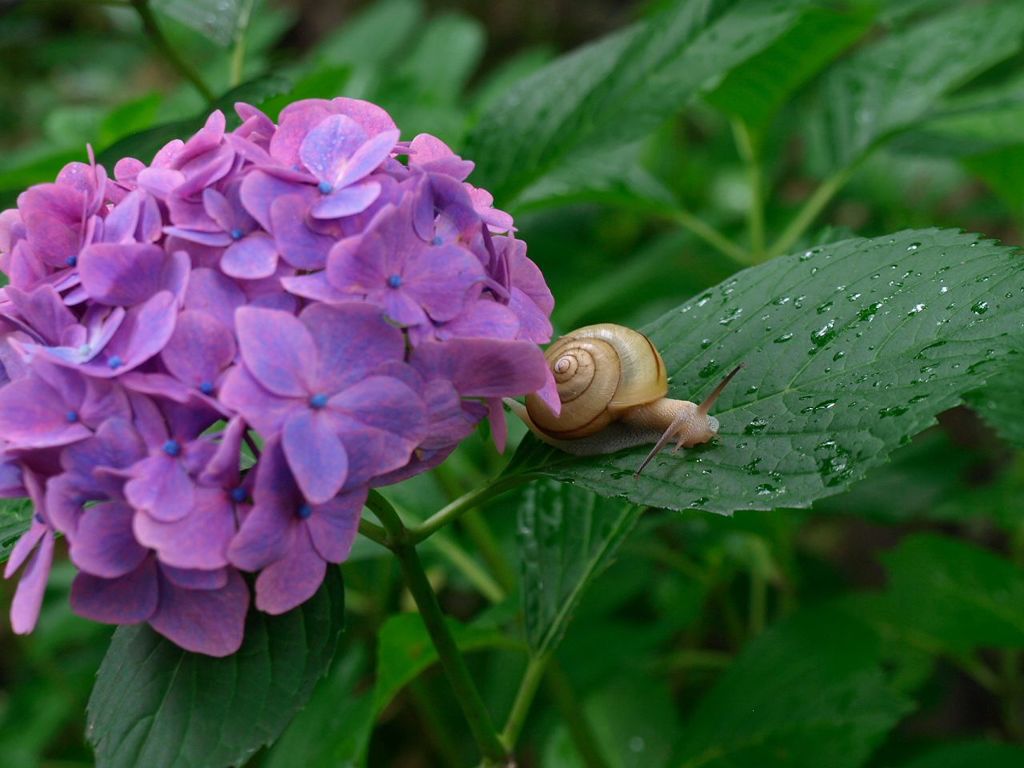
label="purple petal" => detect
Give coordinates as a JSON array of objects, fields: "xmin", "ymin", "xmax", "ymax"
[
  {"xmin": 299, "ymin": 114, "xmax": 369, "ymax": 182},
  {"xmin": 221, "ymin": 232, "xmax": 278, "ymax": 279},
  {"xmin": 133, "ymin": 487, "xmax": 234, "ymax": 570},
  {"xmin": 311, "ymin": 181, "xmax": 381, "ymax": 220},
  {"xmin": 75, "ymin": 291, "xmax": 178, "ymax": 378},
  {"xmin": 161, "ymin": 310, "xmax": 236, "ymax": 389},
  {"xmin": 162, "ymin": 565, "xmax": 228, "ymax": 590},
  {"xmin": 412, "ymin": 339, "xmax": 550, "ymax": 398},
  {"xmin": 0, "ymin": 378, "xmax": 92, "ymax": 449},
  {"xmin": 280, "ymin": 271, "xmax": 350, "ymax": 303},
  {"xmin": 124, "ymin": 454, "xmax": 196, "ymax": 522},
  {"xmin": 185, "ymin": 268, "xmax": 245, "ymax": 330},
  {"xmin": 301, "ymin": 302, "xmax": 404, "ymax": 391},
  {"xmin": 219, "ymin": 365, "xmax": 297, "ymax": 436},
  {"xmin": 71, "ymin": 501, "xmax": 147, "ymax": 578},
  {"xmin": 240, "ymin": 170, "xmax": 310, "ymax": 232},
  {"xmin": 335, "ymin": 130, "xmax": 399, "ymax": 188},
  {"xmin": 405, "ymin": 244, "xmax": 485, "ymax": 322},
  {"xmin": 282, "ymin": 409, "xmax": 347, "ymax": 504},
  {"xmin": 162, "ymin": 226, "xmax": 233, "ymax": 247},
  {"xmin": 71, "ymin": 557, "xmax": 159, "ymax": 624},
  {"xmin": 437, "ymin": 299, "xmax": 519, "ymax": 340},
  {"xmin": 306, "ymin": 485, "xmax": 366, "ymax": 563},
  {"xmin": 236, "ymin": 306, "xmax": 314, "ymax": 397},
  {"xmin": 9, "ymin": 532, "xmax": 54, "ymax": 634},
  {"xmin": 78, "ymin": 243, "xmax": 168, "ymax": 306},
  {"xmin": 228, "ymin": 496, "xmax": 295, "ymax": 571},
  {"xmin": 149, "ymin": 567, "xmax": 248, "ymax": 657},
  {"xmin": 271, "ymin": 196, "xmax": 334, "ymax": 269},
  {"xmin": 253, "ymin": 528, "xmax": 325, "ymax": 615},
  {"xmin": 5, "ymin": 520, "xmax": 45, "ymax": 578}
]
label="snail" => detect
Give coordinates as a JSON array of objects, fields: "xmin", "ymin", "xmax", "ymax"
[{"xmin": 506, "ymin": 323, "xmax": 742, "ymax": 475}]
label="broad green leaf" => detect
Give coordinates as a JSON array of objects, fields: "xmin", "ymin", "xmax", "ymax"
[
  {"xmin": 705, "ymin": 3, "xmax": 874, "ymax": 133},
  {"xmin": 467, "ymin": 0, "xmax": 812, "ymax": 202},
  {"xmin": 856, "ymin": 533, "xmax": 1024, "ymax": 654},
  {"xmin": 807, "ymin": 3, "xmax": 1024, "ymax": 174},
  {"xmin": 517, "ymin": 479, "xmax": 642, "ymax": 656},
  {"xmin": 674, "ymin": 607, "xmax": 911, "ymax": 768},
  {"xmin": 86, "ymin": 569, "xmax": 345, "ymax": 768},
  {"xmin": 0, "ymin": 499, "xmax": 33, "ymax": 564},
  {"xmin": 152, "ymin": 0, "xmax": 246, "ymax": 47},
  {"xmin": 372, "ymin": 612, "xmax": 517, "ymax": 716},
  {"xmin": 313, "ymin": 0, "xmax": 423, "ymax": 68},
  {"xmin": 895, "ymin": 741, "xmax": 1024, "ymax": 768},
  {"xmin": 394, "ymin": 13, "xmax": 484, "ymax": 105},
  {"xmin": 262, "ymin": 645, "xmax": 375, "ymax": 768},
  {"xmin": 505, "ymin": 229, "xmax": 1024, "ymax": 513},
  {"xmin": 97, "ymin": 93, "xmax": 163, "ymax": 148},
  {"xmin": 257, "ymin": 65, "xmax": 352, "ymax": 121},
  {"xmin": 967, "ymin": 352, "xmax": 1024, "ymax": 449},
  {"xmin": 964, "ymin": 145, "xmax": 1024, "ymax": 222}
]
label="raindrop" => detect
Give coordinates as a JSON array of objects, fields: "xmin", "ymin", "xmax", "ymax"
[
  {"xmin": 971, "ymin": 300, "xmax": 989, "ymax": 315},
  {"xmin": 744, "ymin": 417, "xmax": 768, "ymax": 435},
  {"xmin": 878, "ymin": 405, "xmax": 909, "ymax": 418},
  {"xmin": 774, "ymin": 332, "xmax": 794, "ymax": 343},
  {"xmin": 907, "ymin": 303, "xmax": 925, "ymax": 316}
]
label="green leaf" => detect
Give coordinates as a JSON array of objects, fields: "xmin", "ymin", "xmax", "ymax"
[
  {"xmin": 517, "ymin": 479, "xmax": 642, "ymax": 656},
  {"xmin": 896, "ymin": 741, "xmax": 1024, "ymax": 768},
  {"xmin": 505, "ymin": 229, "xmax": 1024, "ymax": 513},
  {"xmin": 968, "ymin": 351, "xmax": 1024, "ymax": 449},
  {"xmin": 313, "ymin": 0, "xmax": 423, "ymax": 68},
  {"xmin": 807, "ymin": 3, "xmax": 1024, "ymax": 174},
  {"xmin": 964, "ymin": 144, "xmax": 1024, "ymax": 222},
  {"xmin": 0, "ymin": 499, "xmax": 33, "ymax": 564},
  {"xmin": 86, "ymin": 569, "xmax": 345, "ymax": 768},
  {"xmin": 394, "ymin": 13, "xmax": 484, "ymax": 105},
  {"xmin": 705, "ymin": 3, "xmax": 875, "ymax": 133},
  {"xmin": 97, "ymin": 93, "xmax": 164, "ymax": 149},
  {"xmin": 372, "ymin": 612, "xmax": 516, "ymax": 716},
  {"xmin": 859, "ymin": 533, "xmax": 1024, "ymax": 654},
  {"xmin": 152, "ymin": 0, "xmax": 247, "ymax": 47},
  {"xmin": 674, "ymin": 607, "xmax": 911, "ymax": 768},
  {"xmin": 262, "ymin": 645, "xmax": 375, "ymax": 768},
  {"xmin": 466, "ymin": 0, "xmax": 812, "ymax": 202}
]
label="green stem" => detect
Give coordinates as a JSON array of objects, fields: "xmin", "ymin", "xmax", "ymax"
[
  {"xmin": 130, "ymin": 0, "xmax": 215, "ymax": 101},
  {"xmin": 367, "ymin": 491, "xmax": 509, "ymax": 765},
  {"xmin": 408, "ymin": 473, "xmax": 531, "ymax": 544},
  {"xmin": 462, "ymin": 508, "xmax": 518, "ymax": 594},
  {"xmin": 732, "ymin": 118, "xmax": 765, "ymax": 260},
  {"xmin": 765, "ymin": 163, "xmax": 858, "ymax": 259},
  {"xmin": 545, "ymin": 661, "xmax": 610, "ymax": 768},
  {"xmin": 358, "ymin": 517, "xmax": 388, "ymax": 547},
  {"xmin": 229, "ymin": 0, "xmax": 256, "ymax": 87},
  {"xmin": 501, "ymin": 654, "xmax": 550, "ymax": 750},
  {"xmin": 667, "ymin": 208, "xmax": 750, "ymax": 265}
]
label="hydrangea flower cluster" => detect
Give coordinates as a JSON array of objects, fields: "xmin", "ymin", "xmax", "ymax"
[{"xmin": 0, "ymin": 98, "xmax": 559, "ymax": 656}]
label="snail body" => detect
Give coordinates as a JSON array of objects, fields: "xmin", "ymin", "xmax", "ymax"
[{"xmin": 507, "ymin": 323, "xmax": 742, "ymax": 474}]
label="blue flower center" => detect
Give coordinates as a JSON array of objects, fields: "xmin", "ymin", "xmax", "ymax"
[
  {"xmin": 34, "ymin": 513, "xmax": 44, "ymax": 524},
  {"xmin": 199, "ymin": 381, "xmax": 215, "ymax": 395},
  {"xmin": 309, "ymin": 393, "xmax": 329, "ymax": 409},
  {"xmin": 162, "ymin": 439, "xmax": 181, "ymax": 457},
  {"xmin": 297, "ymin": 503, "xmax": 313, "ymax": 520},
  {"xmin": 107, "ymin": 355, "xmax": 123, "ymax": 369},
  {"xmin": 65, "ymin": 410, "xmax": 79, "ymax": 423},
  {"xmin": 230, "ymin": 228, "xmax": 244, "ymax": 240},
  {"xmin": 431, "ymin": 236, "xmax": 443, "ymax": 246},
  {"xmin": 65, "ymin": 255, "xmax": 78, "ymax": 267},
  {"xmin": 387, "ymin": 274, "xmax": 403, "ymax": 289},
  {"xmin": 230, "ymin": 487, "xmax": 247, "ymax": 503},
  {"xmin": 317, "ymin": 180, "xmax": 333, "ymax": 195}
]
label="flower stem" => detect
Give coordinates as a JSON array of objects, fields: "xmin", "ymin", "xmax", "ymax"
[
  {"xmin": 130, "ymin": 0, "xmax": 215, "ymax": 102},
  {"xmin": 501, "ymin": 654, "xmax": 550, "ymax": 749},
  {"xmin": 357, "ymin": 517, "xmax": 388, "ymax": 547},
  {"xmin": 407, "ymin": 473, "xmax": 532, "ymax": 545},
  {"xmin": 545, "ymin": 660, "xmax": 611, "ymax": 768},
  {"xmin": 732, "ymin": 118, "xmax": 765, "ymax": 261},
  {"xmin": 667, "ymin": 208, "xmax": 751, "ymax": 265},
  {"xmin": 229, "ymin": 0, "xmax": 256, "ymax": 87},
  {"xmin": 765, "ymin": 162, "xmax": 858, "ymax": 260},
  {"xmin": 367, "ymin": 491, "xmax": 509, "ymax": 765}
]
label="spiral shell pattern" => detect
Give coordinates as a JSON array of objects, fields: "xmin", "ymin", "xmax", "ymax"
[{"xmin": 525, "ymin": 323, "xmax": 669, "ymax": 439}]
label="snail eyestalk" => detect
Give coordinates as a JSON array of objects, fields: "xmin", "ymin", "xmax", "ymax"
[{"xmin": 634, "ymin": 363, "xmax": 744, "ymax": 477}]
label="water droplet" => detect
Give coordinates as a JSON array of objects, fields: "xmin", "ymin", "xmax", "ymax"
[
  {"xmin": 907, "ymin": 303, "xmax": 925, "ymax": 316},
  {"xmin": 742, "ymin": 457, "xmax": 763, "ymax": 475},
  {"xmin": 774, "ymin": 332, "xmax": 794, "ymax": 343},
  {"xmin": 699, "ymin": 360, "xmax": 722, "ymax": 379},
  {"xmin": 744, "ymin": 417, "xmax": 768, "ymax": 435},
  {"xmin": 689, "ymin": 497, "xmax": 709, "ymax": 508},
  {"xmin": 832, "ymin": 350, "xmax": 846, "ymax": 361},
  {"xmin": 719, "ymin": 307, "xmax": 743, "ymax": 325},
  {"xmin": 816, "ymin": 300, "xmax": 833, "ymax": 314},
  {"xmin": 858, "ymin": 302, "xmax": 881, "ymax": 321},
  {"xmin": 745, "ymin": 384, "xmax": 759, "ymax": 395},
  {"xmin": 700, "ymin": 338, "xmax": 712, "ymax": 349},
  {"xmin": 906, "ymin": 242, "xmax": 920, "ymax": 251},
  {"xmin": 971, "ymin": 300, "xmax": 989, "ymax": 315},
  {"xmin": 755, "ymin": 483, "xmax": 778, "ymax": 496},
  {"xmin": 878, "ymin": 405, "xmax": 909, "ymax": 418},
  {"xmin": 811, "ymin": 319, "xmax": 837, "ymax": 348},
  {"xmin": 800, "ymin": 399, "xmax": 837, "ymax": 414}
]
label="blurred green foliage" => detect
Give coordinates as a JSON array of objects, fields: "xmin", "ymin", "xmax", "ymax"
[{"xmin": 4, "ymin": 0, "xmax": 1024, "ymax": 766}]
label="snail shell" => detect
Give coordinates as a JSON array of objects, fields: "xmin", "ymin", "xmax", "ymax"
[
  {"xmin": 524, "ymin": 324, "xmax": 667, "ymax": 439},
  {"xmin": 508, "ymin": 323, "xmax": 742, "ymax": 475}
]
